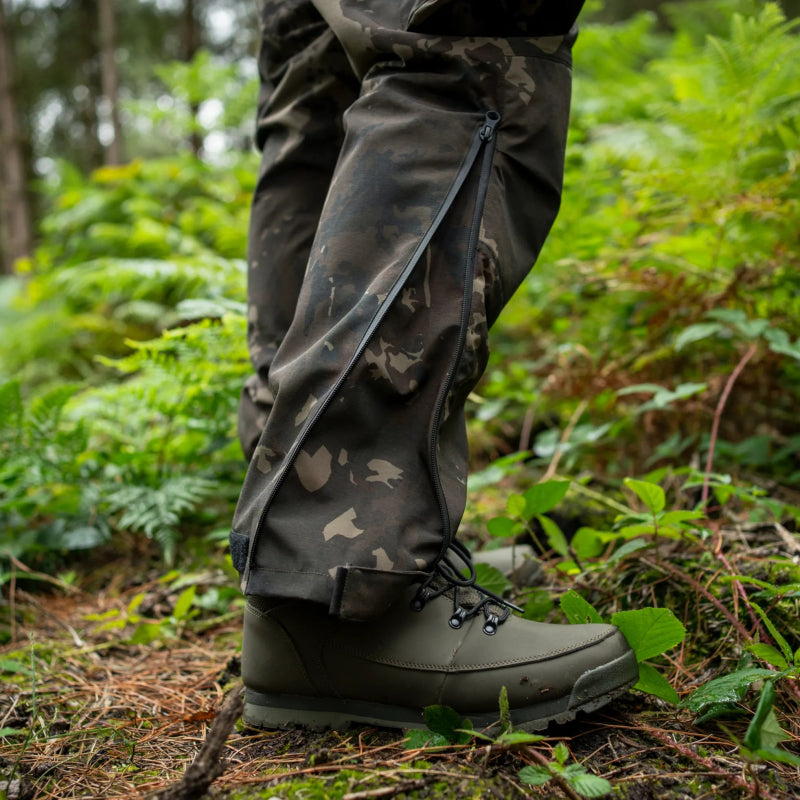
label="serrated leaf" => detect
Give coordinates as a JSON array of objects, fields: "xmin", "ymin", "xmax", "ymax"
[
  {"xmin": 635, "ymin": 663, "xmax": 678, "ymax": 704},
  {"xmin": 682, "ymin": 669, "xmax": 776, "ymax": 714},
  {"xmin": 674, "ymin": 322, "xmax": 723, "ymax": 351},
  {"xmin": 523, "ymin": 480, "xmax": 570, "ymax": 516},
  {"xmin": 611, "ymin": 608, "xmax": 685, "ymax": 663},
  {"xmin": 560, "ymin": 591, "xmax": 603, "ymax": 625},
  {"xmin": 519, "ymin": 765, "xmax": 553, "ymax": 786},
  {"xmin": 538, "ymin": 514, "xmax": 568, "ymax": 557},
  {"xmin": 553, "ymin": 741, "xmax": 570, "ymax": 764},
  {"xmin": 568, "ymin": 772, "xmax": 613, "ymax": 798},
  {"xmin": 746, "ymin": 643, "xmax": 789, "ymax": 671},
  {"xmin": 623, "ymin": 479, "xmax": 665, "ymax": 514}
]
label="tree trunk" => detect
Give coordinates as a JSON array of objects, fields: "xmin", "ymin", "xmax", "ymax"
[
  {"xmin": 181, "ymin": 0, "xmax": 203, "ymax": 157},
  {"xmin": 0, "ymin": 0, "xmax": 33, "ymax": 274},
  {"xmin": 98, "ymin": 0, "xmax": 123, "ymax": 164}
]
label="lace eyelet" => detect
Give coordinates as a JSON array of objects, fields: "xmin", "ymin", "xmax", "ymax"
[
  {"xmin": 449, "ymin": 607, "xmax": 467, "ymax": 629},
  {"xmin": 482, "ymin": 614, "xmax": 499, "ymax": 636}
]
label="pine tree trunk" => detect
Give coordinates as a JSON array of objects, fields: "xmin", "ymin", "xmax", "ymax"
[
  {"xmin": 0, "ymin": 0, "xmax": 32, "ymax": 274},
  {"xmin": 98, "ymin": 0, "xmax": 123, "ymax": 164}
]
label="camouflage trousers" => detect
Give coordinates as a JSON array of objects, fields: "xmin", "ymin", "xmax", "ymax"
[{"xmin": 231, "ymin": 0, "xmax": 583, "ymax": 620}]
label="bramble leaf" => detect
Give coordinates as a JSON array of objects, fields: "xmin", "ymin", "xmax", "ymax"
[{"xmin": 611, "ymin": 608, "xmax": 686, "ymax": 662}]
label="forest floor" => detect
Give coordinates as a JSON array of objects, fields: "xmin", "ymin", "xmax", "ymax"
[{"xmin": 2, "ymin": 525, "xmax": 800, "ymax": 800}]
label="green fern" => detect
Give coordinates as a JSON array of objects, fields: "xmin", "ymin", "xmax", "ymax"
[{"xmin": 105, "ymin": 476, "xmax": 216, "ymax": 563}]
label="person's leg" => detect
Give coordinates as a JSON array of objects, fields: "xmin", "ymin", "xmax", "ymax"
[
  {"xmin": 232, "ymin": 1, "xmax": 583, "ymax": 616},
  {"xmin": 236, "ymin": 0, "xmax": 638, "ymax": 731},
  {"xmin": 238, "ymin": 0, "xmax": 359, "ymax": 461}
]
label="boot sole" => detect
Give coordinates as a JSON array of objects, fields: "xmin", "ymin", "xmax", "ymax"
[{"xmin": 243, "ymin": 649, "xmax": 638, "ymax": 733}]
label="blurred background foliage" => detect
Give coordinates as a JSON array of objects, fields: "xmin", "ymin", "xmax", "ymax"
[{"xmin": 1, "ymin": 0, "xmax": 799, "ymax": 570}]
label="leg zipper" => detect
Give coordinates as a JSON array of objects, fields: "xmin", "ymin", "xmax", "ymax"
[{"xmin": 242, "ymin": 110, "xmax": 502, "ymax": 592}]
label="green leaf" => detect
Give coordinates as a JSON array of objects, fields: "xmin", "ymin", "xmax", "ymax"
[
  {"xmin": 635, "ymin": 663, "xmax": 678, "ymax": 704},
  {"xmin": 607, "ymin": 538, "xmax": 651, "ymax": 564},
  {"xmin": 746, "ymin": 643, "xmax": 789, "ymax": 671},
  {"xmin": 487, "ymin": 516, "xmax": 517, "ymax": 538},
  {"xmin": 498, "ymin": 685, "xmax": 511, "ymax": 733},
  {"xmin": 560, "ymin": 591, "xmax": 603, "ymax": 625},
  {"xmin": 492, "ymin": 730, "xmax": 545, "ymax": 747},
  {"xmin": 568, "ymin": 773, "xmax": 613, "ymax": 798},
  {"xmin": 750, "ymin": 602, "xmax": 793, "ymax": 664},
  {"xmin": 553, "ymin": 741, "xmax": 570, "ymax": 765},
  {"xmin": 423, "ymin": 705, "xmax": 472, "ymax": 744},
  {"xmin": 752, "ymin": 747, "xmax": 800, "ymax": 767},
  {"xmin": 518, "ymin": 765, "xmax": 553, "ymax": 786},
  {"xmin": 0, "ymin": 658, "xmax": 32, "ymax": 677},
  {"xmin": 674, "ymin": 322, "xmax": 723, "ymax": 351},
  {"xmin": 0, "ymin": 727, "xmax": 27, "ymax": 738},
  {"xmin": 404, "ymin": 729, "xmax": 450, "ymax": 749},
  {"xmin": 744, "ymin": 683, "xmax": 778, "ymax": 751},
  {"xmin": 682, "ymin": 669, "xmax": 776, "ymax": 714},
  {"xmin": 523, "ymin": 480, "xmax": 570, "ymax": 516},
  {"xmin": 572, "ymin": 528, "xmax": 604, "ymax": 559},
  {"xmin": 523, "ymin": 589, "xmax": 554, "ymax": 621},
  {"xmin": 610, "ymin": 608, "xmax": 686, "ymax": 662},
  {"xmin": 128, "ymin": 621, "xmax": 166, "ymax": 646},
  {"xmin": 538, "ymin": 514, "xmax": 569, "ymax": 557},
  {"xmin": 623, "ymin": 478, "xmax": 665, "ymax": 514},
  {"xmin": 658, "ymin": 510, "xmax": 705, "ymax": 526},
  {"xmin": 172, "ymin": 585, "xmax": 196, "ymax": 621},
  {"xmin": 506, "ymin": 493, "xmax": 527, "ymax": 517},
  {"xmin": 473, "ymin": 563, "xmax": 512, "ymax": 598}
]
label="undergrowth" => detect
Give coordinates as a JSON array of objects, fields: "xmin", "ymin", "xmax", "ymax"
[{"xmin": 1, "ymin": 3, "xmax": 800, "ymax": 798}]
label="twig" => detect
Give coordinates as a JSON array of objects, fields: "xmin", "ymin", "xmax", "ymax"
[
  {"xmin": 701, "ymin": 342, "xmax": 758, "ymax": 511},
  {"xmin": 148, "ymin": 681, "xmax": 243, "ymax": 800},
  {"xmin": 542, "ymin": 398, "xmax": 588, "ymax": 482},
  {"xmin": 642, "ymin": 726, "xmax": 783, "ymax": 800}
]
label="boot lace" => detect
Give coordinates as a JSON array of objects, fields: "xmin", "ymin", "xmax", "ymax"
[{"xmin": 411, "ymin": 540, "xmax": 522, "ymax": 636}]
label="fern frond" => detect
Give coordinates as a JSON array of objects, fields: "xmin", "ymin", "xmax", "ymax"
[{"xmin": 105, "ymin": 476, "xmax": 216, "ymax": 562}]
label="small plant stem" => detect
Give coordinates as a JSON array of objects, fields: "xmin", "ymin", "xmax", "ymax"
[
  {"xmin": 701, "ymin": 341, "xmax": 758, "ymax": 512},
  {"xmin": 10, "ymin": 559, "xmax": 16, "ymax": 643},
  {"xmin": 524, "ymin": 747, "xmax": 583, "ymax": 800},
  {"xmin": 542, "ymin": 398, "xmax": 588, "ymax": 482}
]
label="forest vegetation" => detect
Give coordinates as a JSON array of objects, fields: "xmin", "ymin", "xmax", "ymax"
[{"xmin": 1, "ymin": 1, "xmax": 800, "ymax": 798}]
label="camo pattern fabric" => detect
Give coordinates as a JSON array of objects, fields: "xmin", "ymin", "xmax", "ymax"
[{"xmin": 232, "ymin": 0, "xmax": 583, "ymax": 619}]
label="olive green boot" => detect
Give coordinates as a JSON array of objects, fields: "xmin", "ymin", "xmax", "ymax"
[{"xmin": 241, "ymin": 552, "xmax": 637, "ymax": 732}]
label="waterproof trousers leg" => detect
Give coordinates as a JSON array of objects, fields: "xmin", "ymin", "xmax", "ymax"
[{"xmin": 232, "ymin": 0, "xmax": 582, "ymax": 620}]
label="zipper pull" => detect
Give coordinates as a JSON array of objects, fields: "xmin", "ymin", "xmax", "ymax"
[{"xmin": 479, "ymin": 110, "xmax": 501, "ymax": 142}]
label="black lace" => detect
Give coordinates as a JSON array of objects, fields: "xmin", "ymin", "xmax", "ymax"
[{"xmin": 411, "ymin": 540, "xmax": 523, "ymax": 636}]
